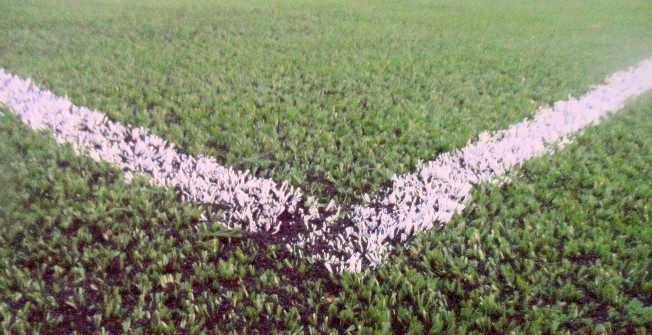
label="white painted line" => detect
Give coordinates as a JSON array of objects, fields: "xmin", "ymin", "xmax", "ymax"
[
  {"xmin": 313, "ymin": 58, "xmax": 652, "ymax": 272},
  {"xmin": 0, "ymin": 73, "xmax": 304, "ymax": 234},
  {"xmin": 1, "ymin": 58, "xmax": 651, "ymax": 273}
]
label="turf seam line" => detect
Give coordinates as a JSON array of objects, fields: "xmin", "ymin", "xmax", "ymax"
[{"xmin": 1, "ymin": 58, "xmax": 651, "ymax": 272}]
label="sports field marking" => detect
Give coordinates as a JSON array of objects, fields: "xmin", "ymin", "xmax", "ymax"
[{"xmin": 1, "ymin": 58, "xmax": 651, "ymax": 272}]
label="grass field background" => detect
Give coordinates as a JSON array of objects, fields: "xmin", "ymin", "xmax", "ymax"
[
  {"xmin": 1, "ymin": 94, "xmax": 650, "ymax": 333},
  {"xmin": 1, "ymin": 0, "xmax": 651, "ymax": 201},
  {"xmin": 1, "ymin": 0, "xmax": 651, "ymax": 333}
]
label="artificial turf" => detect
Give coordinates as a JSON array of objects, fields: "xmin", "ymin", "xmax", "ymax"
[
  {"xmin": 1, "ymin": 0, "xmax": 651, "ymax": 202},
  {"xmin": 1, "ymin": 92, "xmax": 650, "ymax": 333},
  {"xmin": 1, "ymin": 0, "xmax": 651, "ymax": 333}
]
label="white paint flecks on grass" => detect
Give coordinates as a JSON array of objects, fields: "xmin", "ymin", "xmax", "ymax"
[{"xmin": 1, "ymin": 58, "xmax": 651, "ymax": 273}]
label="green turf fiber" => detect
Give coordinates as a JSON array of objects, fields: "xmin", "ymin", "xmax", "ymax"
[
  {"xmin": 1, "ymin": 0, "xmax": 651, "ymax": 201},
  {"xmin": 1, "ymin": 91, "xmax": 651, "ymax": 333}
]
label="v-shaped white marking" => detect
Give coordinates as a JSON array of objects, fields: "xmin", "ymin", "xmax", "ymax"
[{"xmin": 1, "ymin": 58, "xmax": 651, "ymax": 272}]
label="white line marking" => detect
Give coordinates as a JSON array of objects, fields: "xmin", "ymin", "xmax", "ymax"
[
  {"xmin": 318, "ymin": 58, "xmax": 652, "ymax": 272},
  {"xmin": 0, "ymin": 74, "xmax": 304, "ymax": 234},
  {"xmin": 1, "ymin": 58, "xmax": 651, "ymax": 272}
]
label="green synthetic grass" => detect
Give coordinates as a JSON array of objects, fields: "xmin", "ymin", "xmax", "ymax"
[
  {"xmin": 1, "ymin": 0, "xmax": 651, "ymax": 201},
  {"xmin": 1, "ymin": 1, "xmax": 651, "ymax": 333},
  {"xmin": 1, "ymin": 92, "xmax": 651, "ymax": 333}
]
